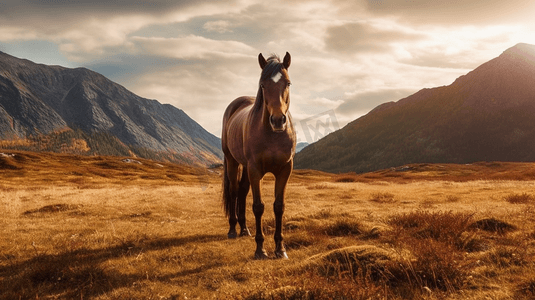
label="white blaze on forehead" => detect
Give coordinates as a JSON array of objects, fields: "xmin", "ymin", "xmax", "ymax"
[{"xmin": 271, "ymin": 72, "xmax": 282, "ymax": 83}]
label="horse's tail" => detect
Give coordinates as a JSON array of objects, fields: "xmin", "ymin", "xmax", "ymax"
[{"xmin": 222, "ymin": 158, "xmax": 231, "ymax": 217}]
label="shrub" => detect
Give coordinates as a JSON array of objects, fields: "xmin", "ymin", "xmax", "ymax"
[
  {"xmin": 369, "ymin": 192, "xmax": 396, "ymax": 203},
  {"xmin": 324, "ymin": 218, "xmax": 363, "ymax": 236},
  {"xmin": 504, "ymin": 193, "xmax": 534, "ymax": 204},
  {"xmin": 300, "ymin": 245, "xmax": 400, "ymax": 282},
  {"xmin": 468, "ymin": 218, "xmax": 516, "ymax": 234},
  {"xmin": 483, "ymin": 246, "xmax": 528, "ymax": 268},
  {"xmin": 389, "ymin": 210, "xmax": 473, "ymax": 246},
  {"xmin": 284, "ymin": 232, "xmax": 315, "ymax": 250},
  {"xmin": 398, "ymin": 238, "xmax": 467, "ymax": 292},
  {"xmin": 516, "ymin": 279, "xmax": 535, "ymax": 300},
  {"xmin": 334, "ymin": 176, "xmax": 357, "ymax": 183}
]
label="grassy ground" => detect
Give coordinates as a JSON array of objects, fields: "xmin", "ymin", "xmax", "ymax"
[{"xmin": 1, "ymin": 151, "xmax": 535, "ymax": 299}]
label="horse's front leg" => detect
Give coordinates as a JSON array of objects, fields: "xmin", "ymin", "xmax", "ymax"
[
  {"xmin": 248, "ymin": 165, "xmax": 268, "ymax": 260},
  {"xmin": 225, "ymin": 158, "xmax": 240, "ymax": 239},
  {"xmin": 237, "ymin": 166, "xmax": 251, "ymax": 237},
  {"xmin": 274, "ymin": 161, "xmax": 292, "ymax": 259}
]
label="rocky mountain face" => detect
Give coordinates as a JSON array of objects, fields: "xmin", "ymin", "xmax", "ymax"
[
  {"xmin": 0, "ymin": 51, "xmax": 222, "ymax": 165},
  {"xmin": 295, "ymin": 43, "xmax": 535, "ymax": 173}
]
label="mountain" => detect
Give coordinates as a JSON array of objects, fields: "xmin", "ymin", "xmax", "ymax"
[
  {"xmin": 296, "ymin": 142, "xmax": 309, "ymax": 153},
  {"xmin": 0, "ymin": 51, "xmax": 222, "ymax": 165},
  {"xmin": 295, "ymin": 43, "xmax": 535, "ymax": 173}
]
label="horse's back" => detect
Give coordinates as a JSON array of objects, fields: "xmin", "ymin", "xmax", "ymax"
[
  {"xmin": 223, "ymin": 97, "xmax": 254, "ymax": 123},
  {"xmin": 222, "ymin": 96, "xmax": 255, "ymax": 163}
]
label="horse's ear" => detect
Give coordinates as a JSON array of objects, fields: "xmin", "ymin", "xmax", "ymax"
[
  {"xmin": 258, "ymin": 53, "xmax": 267, "ymax": 69},
  {"xmin": 283, "ymin": 52, "xmax": 291, "ymax": 69}
]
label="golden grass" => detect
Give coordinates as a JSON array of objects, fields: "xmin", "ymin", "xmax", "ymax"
[{"xmin": 1, "ymin": 150, "xmax": 535, "ymax": 299}]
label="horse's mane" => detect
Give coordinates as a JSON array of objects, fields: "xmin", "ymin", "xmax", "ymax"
[{"xmin": 252, "ymin": 54, "xmax": 284, "ymax": 113}]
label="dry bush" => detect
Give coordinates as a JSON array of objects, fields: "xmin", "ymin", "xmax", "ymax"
[
  {"xmin": 369, "ymin": 192, "xmax": 396, "ymax": 203},
  {"xmin": 308, "ymin": 209, "xmax": 334, "ymax": 219},
  {"xmin": 468, "ymin": 218, "xmax": 517, "ymax": 234},
  {"xmin": 389, "ymin": 210, "xmax": 488, "ymax": 252},
  {"xmin": 323, "ymin": 218, "xmax": 363, "ymax": 236},
  {"xmin": 299, "ymin": 245, "xmax": 400, "ymax": 280},
  {"xmin": 483, "ymin": 245, "xmax": 529, "ymax": 268},
  {"xmin": 283, "ymin": 232, "xmax": 316, "ymax": 250},
  {"xmin": 384, "ymin": 210, "xmax": 477, "ymax": 294},
  {"xmin": 286, "ymin": 245, "xmax": 405, "ymax": 299},
  {"xmin": 397, "ymin": 239, "xmax": 467, "ymax": 292},
  {"xmin": 389, "ymin": 210, "xmax": 474, "ymax": 246},
  {"xmin": 292, "ymin": 242, "xmax": 467, "ymax": 297},
  {"xmin": 333, "ymin": 174, "xmax": 358, "ymax": 182},
  {"xmin": 516, "ymin": 279, "xmax": 535, "ymax": 300},
  {"xmin": 504, "ymin": 192, "xmax": 534, "ymax": 204},
  {"xmin": 445, "ymin": 195, "xmax": 460, "ymax": 202}
]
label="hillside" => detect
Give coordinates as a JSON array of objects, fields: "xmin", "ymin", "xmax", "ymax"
[
  {"xmin": 0, "ymin": 51, "xmax": 222, "ymax": 165},
  {"xmin": 295, "ymin": 43, "xmax": 535, "ymax": 173}
]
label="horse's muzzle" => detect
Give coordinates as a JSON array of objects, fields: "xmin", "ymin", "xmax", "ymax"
[{"xmin": 270, "ymin": 114, "xmax": 287, "ymax": 132}]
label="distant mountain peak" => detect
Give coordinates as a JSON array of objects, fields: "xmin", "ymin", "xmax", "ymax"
[
  {"xmin": 499, "ymin": 43, "xmax": 535, "ymax": 62},
  {"xmin": 295, "ymin": 43, "xmax": 535, "ymax": 173},
  {"xmin": 503, "ymin": 42, "xmax": 535, "ymax": 54}
]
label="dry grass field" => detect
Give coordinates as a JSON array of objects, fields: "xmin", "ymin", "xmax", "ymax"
[{"xmin": 1, "ymin": 151, "xmax": 535, "ymax": 299}]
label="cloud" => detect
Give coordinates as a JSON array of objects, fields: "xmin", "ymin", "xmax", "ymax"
[
  {"xmin": 336, "ymin": 88, "xmax": 416, "ymax": 117},
  {"xmin": 131, "ymin": 36, "xmax": 255, "ymax": 59},
  {"xmin": 0, "ymin": 0, "xmax": 242, "ymax": 21},
  {"xmin": 393, "ymin": 25, "xmax": 524, "ymax": 69},
  {"xmin": 203, "ymin": 20, "xmax": 234, "ymax": 33},
  {"xmin": 324, "ymin": 21, "xmax": 425, "ymax": 54},
  {"xmin": 358, "ymin": 0, "xmax": 535, "ymax": 26},
  {"xmin": 0, "ymin": 0, "xmax": 252, "ymax": 61},
  {"xmin": 0, "ymin": 27, "xmax": 38, "ymax": 41}
]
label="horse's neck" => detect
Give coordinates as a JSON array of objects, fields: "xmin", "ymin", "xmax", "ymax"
[
  {"xmin": 252, "ymin": 87, "xmax": 264, "ymax": 113},
  {"xmin": 250, "ymin": 88, "xmax": 271, "ymax": 129}
]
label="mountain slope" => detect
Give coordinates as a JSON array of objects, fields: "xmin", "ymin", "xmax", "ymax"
[
  {"xmin": 0, "ymin": 51, "xmax": 222, "ymax": 164},
  {"xmin": 295, "ymin": 43, "xmax": 535, "ymax": 173}
]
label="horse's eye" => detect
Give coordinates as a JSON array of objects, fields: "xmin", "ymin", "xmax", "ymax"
[
  {"xmin": 287, "ymin": 82, "xmax": 292, "ymax": 87},
  {"xmin": 260, "ymin": 84, "xmax": 265, "ymax": 89}
]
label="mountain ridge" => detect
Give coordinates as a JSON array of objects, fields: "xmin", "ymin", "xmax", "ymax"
[
  {"xmin": 295, "ymin": 43, "xmax": 535, "ymax": 173},
  {"xmin": 0, "ymin": 51, "xmax": 222, "ymax": 165}
]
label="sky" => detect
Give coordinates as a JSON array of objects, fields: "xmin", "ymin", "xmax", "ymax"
[{"xmin": 1, "ymin": 0, "xmax": 535, "ymax": 144}]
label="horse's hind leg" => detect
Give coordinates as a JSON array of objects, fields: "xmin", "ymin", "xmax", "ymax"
[
  {"xmin": 248, "ymin": 165, "xmax": 268, "ymax": 260},
  {"xmin": 225, "ymin": 158, "xmax": 240, "ymax": 239},
  {"xmin": 237, "ymin": 166, "xmax": 251, "ymax": 237},
  {"xmin": 273, "ymin": 161, "xmax": 292, "ymax": 259}
]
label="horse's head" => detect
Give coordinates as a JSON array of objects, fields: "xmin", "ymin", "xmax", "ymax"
[{"xmin": 258, "ymin": 52, "xmax": 291, "ymax": 132}]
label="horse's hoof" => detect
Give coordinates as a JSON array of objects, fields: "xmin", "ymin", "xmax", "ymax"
[
  {"xmin": 239, "ymin": 228, "xmax": 251, "ymax": 237},
  {"xmin": 227, "ymin": 231, "xmax": 238, "ymax": 239},
  {"xmin": 254, "ymin": 250, "xmax": 269, "ymax": 260},
  {"xmin": 275, "ymin": 251, "xmax": 288, "ymax": 259}
]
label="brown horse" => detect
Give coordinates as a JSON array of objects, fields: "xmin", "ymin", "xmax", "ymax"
[{"xmin": 221, "ymin": 52, "xmax": 296, "ymax": 259}]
